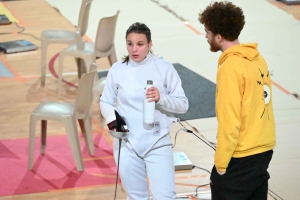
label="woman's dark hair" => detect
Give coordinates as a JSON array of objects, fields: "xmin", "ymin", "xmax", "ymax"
[
  {"xmin": 198, "ymin": 1, "xmax": 245, "ymax": 41},
  {"xmin": 122, "ymin": 22, "xmax": 152, "ymax": 64}
]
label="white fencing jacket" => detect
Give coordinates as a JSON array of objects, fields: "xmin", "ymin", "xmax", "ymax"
[{"xmin": 100, "ymin": 53, "xmax": 189, "ymax": 156}]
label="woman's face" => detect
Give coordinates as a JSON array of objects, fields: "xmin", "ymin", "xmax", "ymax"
[{"xmin": 126, "ymin": 33, "xmax": 152, "ymax": 62}]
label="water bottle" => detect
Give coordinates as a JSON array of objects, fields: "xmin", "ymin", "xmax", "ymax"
[{"xmin": 143, "ymin": 80, "xmax": 155, "ymax": 124}]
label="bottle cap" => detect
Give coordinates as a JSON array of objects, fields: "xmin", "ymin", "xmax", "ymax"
[{"xmin": 147, "ymin": 80, "xmax": 153, "ymax": 85}]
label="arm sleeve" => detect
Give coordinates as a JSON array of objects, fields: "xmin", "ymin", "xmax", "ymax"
[
  {"xmin": 156, "ymin": 64, "xmax": 189, "ymax": 114},
  {"xmin": 214, "ymin": 73, "xmax": 242, "ymax": 172},
  {"xmin": 100, "ymin": 70, "xmax": 117, "ymax": 124}
]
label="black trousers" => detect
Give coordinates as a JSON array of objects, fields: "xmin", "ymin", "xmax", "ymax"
[{"xmin": 210, "ymin": 150, "xmax": 273, "ymax": 200}]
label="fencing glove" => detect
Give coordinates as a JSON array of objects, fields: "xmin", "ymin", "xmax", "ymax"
[{"xmin": 107, "ymin": 110, "xmax": 128, "ymax": 132}]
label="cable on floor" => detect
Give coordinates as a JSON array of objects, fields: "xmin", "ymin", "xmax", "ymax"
[
  {"xmin": 177, "ymin": 121, "xmax": 284, "ymax": 200},
  {"xmin": 0, "ymin": 22, "xmax": 41, "ymax": 41}
]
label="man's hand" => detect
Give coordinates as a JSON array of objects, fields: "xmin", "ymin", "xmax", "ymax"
[{"xmin": 217, "ymin": 170, "xmax": 226, "ymax": 175}]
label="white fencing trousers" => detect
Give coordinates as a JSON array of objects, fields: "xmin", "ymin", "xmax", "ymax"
[{"xmin": 113, "ymin": 138, "xmax": 176, "ymax": 200}]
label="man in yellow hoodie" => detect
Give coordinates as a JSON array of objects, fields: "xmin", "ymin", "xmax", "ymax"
[{"xmin": 198, "ymin": 1, "xmax": 276, "ymax": 200}]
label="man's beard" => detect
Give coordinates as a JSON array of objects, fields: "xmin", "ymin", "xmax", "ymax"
[{"xmin": 209, "ymin": 38, "xmax": 220, "ymax": 52}]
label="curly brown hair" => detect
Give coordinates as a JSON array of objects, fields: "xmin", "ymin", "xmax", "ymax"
[{"xmin": 198, "ymin": 1, "xmax": 245, "ymax": 41}]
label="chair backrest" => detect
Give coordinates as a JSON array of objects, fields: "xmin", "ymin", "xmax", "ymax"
[
  {"xmin": 75, "ymin": 63, "xmax": 97, "ymax": 115},
  {"xmin": 94, "ymin": 10, "xmax": 120, "ymax": 54},
  {"xmin": 77, "ymin": 0, "xmax": 93, "ymax": 37}
]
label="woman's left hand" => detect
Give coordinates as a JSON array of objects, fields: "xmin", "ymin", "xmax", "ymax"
[{"xmin": 145, "ymin": 86, "xmax": 160, "ymax": 103}]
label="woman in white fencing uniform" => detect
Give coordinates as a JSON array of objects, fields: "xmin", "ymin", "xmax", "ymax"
[{"xmin": 100, "ymin": 22, "xmax": 188, "ymax": 200}]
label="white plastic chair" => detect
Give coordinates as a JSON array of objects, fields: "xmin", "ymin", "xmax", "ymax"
[
  {"xmin": 40, "ymin": 0, "xmax": 93, "ymax": 87},
  {"xmin": 28, "ymin": 63, "xmax": 97, "ymax": 171},
  {"xmin": 57, "ymin": 10, "xmax": 120, "ymax": 99},
  {"xmin": 93, "ymin": 76, "xmax": 106, "ymax": 102}
]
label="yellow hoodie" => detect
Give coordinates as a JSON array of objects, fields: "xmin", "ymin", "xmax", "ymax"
[{"xmin": 215, "ymin": 43, "xmax": 276, "ymax": 172}]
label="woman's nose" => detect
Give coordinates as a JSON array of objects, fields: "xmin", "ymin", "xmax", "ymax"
[{"xmin": 133, "ymin": 45, "xmax": 137, "ymax": 51}]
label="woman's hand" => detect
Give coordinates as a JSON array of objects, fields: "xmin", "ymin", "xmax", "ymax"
[{"xmin": 145, "ymin": 86, "xmax": 160, "ymax": 103}]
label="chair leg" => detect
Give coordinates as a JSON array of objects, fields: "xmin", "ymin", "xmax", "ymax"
[
  {"xmin": 40, "ymin": 120, "xmax": 47, "ymax": 154},
  {"xmin": 108, "ymin": 45, "xmax": 117, "ymax": 66},
  {"xmin": 92, "ymin": 89, "xmax": 100, "ymax": 103},
  {"xmin": 58, "ymin": 53, "xmax": 65, "ymax": 99},
  {"xmin": 86, "ymin": 58, "xmax": 98, "ymax": 91},
  {"xmin": 28, "ymin": 116, "xmax": 37, "ymax": 170},
  {"xmin": 98, "ymin": 106, "xmax": 105, "ymax": 128},
  {"xmin": 84, "ymin": 58, "xmax": 94, "ymax": 74},
  {"xmin": 41, "ymin": 41, "xmax": 48, "ymax": 87},
  {"xmin": 64, "ymin": 117, "xmax": 84, "ymax": 171},
  {"xmin": 75, "ymin": 58, "xmax": 87, "ymax": 78},
  {"xmin": 78, "ymin": 118, "xmax": 94, "ymax": 156}
]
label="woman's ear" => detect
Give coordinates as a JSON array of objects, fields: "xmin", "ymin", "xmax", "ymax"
[{"xmin": 149, "ymin": 40, "xmax": 153, "ymax": 50}]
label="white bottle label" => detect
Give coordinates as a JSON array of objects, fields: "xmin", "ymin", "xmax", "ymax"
[{"xmin": 143, "ymin": 83, "xmax": 155, "ymax": 125}]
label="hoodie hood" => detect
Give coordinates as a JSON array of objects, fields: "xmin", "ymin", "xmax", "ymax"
[{"xmin": 218, "ymin": 43, "xmax": 259, "ymax": 66}]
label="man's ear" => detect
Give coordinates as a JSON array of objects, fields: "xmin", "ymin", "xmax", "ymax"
[{"xmin": 216, "ymin": 34, "xmax": 222, "ymax": 42}]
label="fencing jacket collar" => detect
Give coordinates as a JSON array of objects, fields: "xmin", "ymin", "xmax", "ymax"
[{"xmin": 128, "ymin": 52, "xmax": 157, "ymax": 67}]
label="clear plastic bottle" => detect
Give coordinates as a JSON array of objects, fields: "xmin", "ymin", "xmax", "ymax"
[{"xmin": 143, "ymin": 80, "xmax": 155, "ymax": 124}]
